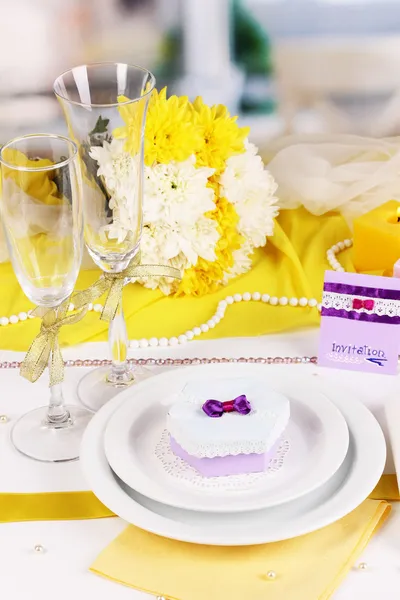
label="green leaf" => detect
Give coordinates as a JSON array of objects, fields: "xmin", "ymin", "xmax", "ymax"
[{"xmin": 89, "ymin": 116, "xmax": 110, "ymax": 136}]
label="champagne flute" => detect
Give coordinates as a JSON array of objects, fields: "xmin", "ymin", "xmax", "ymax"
[
  {"xmin": 53, "ymin": 63, "xmax": 156, "ymax": 412},
  {"xmin": 0, "ymin": 134, "xmax": 92, "ymax": 462}
]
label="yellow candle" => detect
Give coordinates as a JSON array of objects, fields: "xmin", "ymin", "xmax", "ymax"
[{"xmin": 353, "ymin": 200, "xmax": 400, "ymax": 272}]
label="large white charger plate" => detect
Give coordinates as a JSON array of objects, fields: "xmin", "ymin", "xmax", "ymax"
[
  {"xmin": 80, "ymin": 364, "xmax": 386, "ymax": 546},
  {"xmin": 104, "ymin": 366, "xmax": 350, "ymax": 512}
]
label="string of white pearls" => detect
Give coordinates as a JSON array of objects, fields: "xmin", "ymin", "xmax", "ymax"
[
  {"xmin": 326, "ymin": 238, "xmax": 353, "ymax": 272},
  {"xmin": 130, "ymin": 291, "xmax": 321, "ymax": 349},
  {"xmin": 0, "ymin": 238, "xmax": 353, "ymax": 347}
]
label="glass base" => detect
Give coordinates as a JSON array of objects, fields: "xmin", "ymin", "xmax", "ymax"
[
  {"xmin": 77, "ymin": 365, "xmax": 151, "ymax": 413},
  {"xmin": 11, "ymin": 405, "xmax": 93, "ymax": 463}
]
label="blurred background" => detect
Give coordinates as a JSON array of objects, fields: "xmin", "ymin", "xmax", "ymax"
[{"xmin": 3, "ymin": 0, "xmax": 400, "ymax": 149}]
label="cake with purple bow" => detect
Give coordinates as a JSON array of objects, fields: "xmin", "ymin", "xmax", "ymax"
[{"xmin": 167, "ymin": 378, "xmax": 290, "ymax": 477}]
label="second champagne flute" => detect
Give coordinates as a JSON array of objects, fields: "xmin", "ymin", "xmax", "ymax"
[{"xmin": 54, "ymin": 62, "xmax": 156, "ymax": 412}]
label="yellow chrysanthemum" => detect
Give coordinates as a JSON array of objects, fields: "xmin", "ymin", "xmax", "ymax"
[
  {"xmin": 177, "ymin": 187, "xmax": 244, "ymax": 297},
  {"xmin": 192, "ymin": 97, "xmax": 249, "ymax": 174},
  {"xmin": 144, "ymin": 88, "xmax": 202, "ymax": 166}
]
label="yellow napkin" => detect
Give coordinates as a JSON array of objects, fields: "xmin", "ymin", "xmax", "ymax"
[
  {"xmin": 91, "ymin": 499, "xmax": 390, "ymax": 600},
  {"xmin": 0, "ymin": 207, "xmax": 353, "ymax": 351}
]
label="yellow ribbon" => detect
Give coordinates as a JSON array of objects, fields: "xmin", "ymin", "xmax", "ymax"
[
  {"xmin": 74, "ymin": 254, "xmax": 181, "ymax": 323},
  {"xmin": 20, "ymin": 297, "xmax": 88, "ymax": 386}
]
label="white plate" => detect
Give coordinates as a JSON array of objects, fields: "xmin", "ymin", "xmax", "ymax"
[
  {"xmin": 80, "ymin": 364, "xmax": 386, "ymax": 546},
  {"xmin": 104, "ymin": 367, "xmax": 350, "ymax": 512}
]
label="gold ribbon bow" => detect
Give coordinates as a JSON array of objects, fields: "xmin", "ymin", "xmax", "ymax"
[
  {"xmin": 20, "ymin": 298, "xmax": 88, "ymax": 387},
  {"xmin": 20, "ymin": 256, "xmax": 181, "ymax": 386},
  {"xmin": 74, "ymin": 254, "xmax": 181, "ymax": 323}
]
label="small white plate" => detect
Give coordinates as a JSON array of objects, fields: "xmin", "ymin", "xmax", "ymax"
[
  {"xmin": 80, "ymin": 364, "xmax": 386, "ymax": 546},
  {"xmin": 104, "ymin": 367, "xmax": 349, "ymax": 512}
]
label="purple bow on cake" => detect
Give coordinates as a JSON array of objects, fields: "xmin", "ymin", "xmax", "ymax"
[{"xmin": 202, "ymin": 395, "xmax": 251, "ymax": 418}]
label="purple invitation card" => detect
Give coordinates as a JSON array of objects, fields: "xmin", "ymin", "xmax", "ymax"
[{"xmin": 318, "ymin": 271, "xmax": 400, "ymax": 375}]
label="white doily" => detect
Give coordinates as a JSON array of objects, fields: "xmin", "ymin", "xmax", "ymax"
[
  {"xmin": 155, "ymin": 429, "xmax": 290, "ymax": 492},
  {"xmin": 322, "ymin": 291, "xmax": 400, "ymax": 317}
]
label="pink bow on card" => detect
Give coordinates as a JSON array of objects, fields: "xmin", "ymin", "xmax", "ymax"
[{"xmin": 352, "ymin": 298, "xmax": 375, "ymax": 311}]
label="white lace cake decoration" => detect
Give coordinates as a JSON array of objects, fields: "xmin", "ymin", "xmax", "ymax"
[{"xmin": 155, "ymin": 429, "xmax": 290, "ymax": 492}]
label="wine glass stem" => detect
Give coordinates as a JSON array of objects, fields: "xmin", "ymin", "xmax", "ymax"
[
  {"xmin": 107, "ymin": 299, "xmax": 130, "ymax": 384},
  {"xmin": 47, "ymin": 380, "xmax": 70, "ymax": 425}
]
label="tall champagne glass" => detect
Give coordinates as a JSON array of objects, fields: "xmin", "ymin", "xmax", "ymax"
[
  {"xmin": 53, "ymin": 63, "xmax": 156, "ymax": 412},
  {"xmin": 0, "ymin": 134, "xmax": 92, "ymax": 462}
]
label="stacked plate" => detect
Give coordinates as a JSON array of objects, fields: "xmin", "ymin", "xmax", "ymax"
[{"xmin": 80, "ymin": 363, "xmax": 386, "ymax": 545}]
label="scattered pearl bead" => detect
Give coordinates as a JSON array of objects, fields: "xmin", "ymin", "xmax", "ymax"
[
  {"xmin": 207, "ymin": 319, "xmax": 216, "ymax": 329},
  {"xmin": 0, "ymin": 317, "xmax": 9, "ymax": 326},
  {"xmin": 27, "ymin": 311, "xmax": 35, "ymax": 319},
  {"xmin": 266, "ymin": 570, "xmax": 277, "ymax": 580},
  {"xmin": 93, "ymin": 303, "xmax": 103, "ymax": 313},
  {"xmin": 169, "ymin": 337, "xmax": 179, "ymax": 346},
  {"xmin": 299, "ymin": 297, "xmax": 308, "ymax": 307},
  {"xmin": 234, "ymin": 293, "xmax": 242, "ymax": 302},
  {"xmin": 0, "ymin": 415, "xmax": 8, "ymax": 423},
  {"xmin": 130, "ymin": 340, "xmax": 140, "ymax": 349},
  {"xmin": 337, "ymin": 241, "xmax": 345, "ymax": 250},
  {"xmin": 226, "ymin": 296, "xmax": 234, "ymax": 304},
  {"xmin": 139, "ymin": 338, "xmax": 149, "ymax": 349},
  {"xmin": 269, "ymin": 296, "xmax": 278, "ymax": 306},
  {"xmin": 149, "ymin": 337, "xmax": 159, "ymax": 347},
  {"xmin": 219, "ymin": 300, "xmax": 227, "ymax": 310},
  {"xmin": 252, "ymin": 292, "xmax": 261, "ymax": 301},
  {"xmin": 344, "ymin": 238, "xmax": 352, "ymax": 248},
  {"xmin": 200, "ymin": 324, "xmax": 209, "ymax": 333},
  {"xmin": 358, "ymin": 562, "xmax": 368, "ymax": 571},
  {"xmin": 193, "ymin": 327, "xmax": 201, "ymax": 336},
  {"xmin": 68, "ymin": 303, "xmax": 75, "ymax": 312},
  {"xmin": 261, "ymin": 294, "xmax": 270, "ymax": 303},
  {"xmin": 279, "ymin": 296, "xmax": 288, "ymax": 306},
  {"xmin": 178, "ymin": 335, "xmax": 187, "ymax": 344},
  {"xmin": 34, "ymin": 544, "xmax": 45, "ymax": 554},
  {"xmin": 308, "ymin": 299, "xmax": 317, "ymax": 307},
  {"xmin": 9, "ymin": 315, "xmax": 18, "ymax": 324},
  {"xmin": 18, "ymin": 312, "xmax": 27, "ymax": 321},
  {"xmin": 289, "ymin": 297, "xmax": 298, "ymax": 307},
  {"xmin": 159, "ymin": 338, "xmax": 168, "ymax": 347},
  {"xmin": 317, "ymin": 303, "xmax": 322, "ymax": 312},
  {"xmin": 88, "ymin": 303, "xmax": 93, "ymax": 311},
  {"xmin": 185, "ymin": 331, "xmax": 194, "ymax": 340},
  {"xmin": 242, "ymin": 292, "xmax": 251, "ymax": 301},
  {"xmin": 157, "ymin": 597, "xmax": 166, "ymax": 600}
]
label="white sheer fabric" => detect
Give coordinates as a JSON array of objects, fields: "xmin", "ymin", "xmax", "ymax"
[{"xmin": 266, "ymin": 134, "xmax": 400, "ymax": 225}]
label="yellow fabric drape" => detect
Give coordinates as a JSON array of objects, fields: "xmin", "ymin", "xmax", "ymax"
[{"xmin": 0, "ymin": 207, "xmax": 353, "ymax": 351}]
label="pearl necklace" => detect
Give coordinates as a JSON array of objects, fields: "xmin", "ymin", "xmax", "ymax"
[{"xmin": 0, "ymin": 238, "xmax": 353, "ymax": 348}]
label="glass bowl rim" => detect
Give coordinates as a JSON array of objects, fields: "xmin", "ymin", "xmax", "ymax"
[
  {"xmin": 0, "ymin": 133, "xmax": 78, "ymax": 172},
  {"xmin": 53, "ymin": 61, "xmax": 156, "ymax": 108}
]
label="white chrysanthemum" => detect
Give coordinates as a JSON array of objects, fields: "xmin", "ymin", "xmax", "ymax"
[
  {"xmin": 89, "ymin": 138, "xmax": 137, "ymax": 197},
  {"xmin": 144, "ymin": 156, "xmax": 215, "ymax": 225},
  {"xmin": 220, "ymin": 139, "xmax": 279, "ymax": 248},
  {"xmin": 223, "ymin": 241, "xmax": 254, "ymax": 284},
  {"xmin": 90, "ymin": 138, "xmax": 140, "ymax": 244}
]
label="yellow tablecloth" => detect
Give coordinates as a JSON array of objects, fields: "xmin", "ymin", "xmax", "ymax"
[{"xmin": 0, "ymin": 207, "xmax": 353, "ymax": 351}]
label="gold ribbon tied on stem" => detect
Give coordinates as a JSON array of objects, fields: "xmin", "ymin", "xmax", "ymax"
[
  {"xmin": 74, "ymin": 254, "xmax": 182, "ymax": 323},
  {"xmin": 20, "ymin": 297, "xmax": 88, "ymax": 387},
  {"xmin": 20, "ymin": 256, "xmax": 181, "ymax": 386}
]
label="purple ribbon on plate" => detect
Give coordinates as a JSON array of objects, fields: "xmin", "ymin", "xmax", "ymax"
[{"xmin": 202, "ymin": 394, "xmax": 251, "ymax": 418}]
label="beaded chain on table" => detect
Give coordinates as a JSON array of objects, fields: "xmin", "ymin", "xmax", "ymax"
[{"xmin": 0, "ymin": 238, "xmax": 351, "ymax": 367}]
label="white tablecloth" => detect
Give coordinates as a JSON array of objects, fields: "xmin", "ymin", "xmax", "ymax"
[{"xmin": 1, "ymin": 330, "xmax": 400, "ymax": 599}]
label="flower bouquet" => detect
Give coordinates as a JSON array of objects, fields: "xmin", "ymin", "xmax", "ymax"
[{"xmin": 89, "ymin": 88, "xmax": 279, "ymax": 296}]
